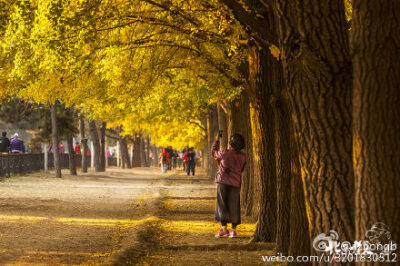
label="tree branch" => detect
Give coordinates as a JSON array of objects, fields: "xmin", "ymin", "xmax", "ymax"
[
  {"xmin": 219, "ymin": 0, "xmax": 278, "ymax": 47},
  {"xmin": 219, "ymin": 102, "xmax": 228, "ymax": 114},
  {"xmin": 142, "ymin": 0, "xmax": 200, "ymax": 26},
  {"xmin": 189, "ymin": 120, "xmax": 206, "ymax": 132}
]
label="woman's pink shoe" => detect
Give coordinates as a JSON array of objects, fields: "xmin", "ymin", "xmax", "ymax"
[
  {"xmin": 215, "ymin": 229, "xmax": 229, "ymax": 238},
  {"xmin": 229, "ymin": 231, "xmax": 237, "ymax": 238}
]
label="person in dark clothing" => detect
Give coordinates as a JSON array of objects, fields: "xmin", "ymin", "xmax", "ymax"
[
  {"xmin": 172, "ymin": 150, "xmax": 179, "ymax": 169},
  {"xmin": 10, "ymin": 133, "xmax": 24, "ymax": 153},
  {"xmin": 212, "ymin": 133, "xmax": 246, "ymax": 238},
  {"xmin": 166, "ymin": 146, "xmax": 173, "ymax": 170},
  {"xmin": 183, "ymin": 147, "xmax": 196, "ymax": 176},
  {"xmin": 0, "ymin": 132, "xmax": 10, "ymax": 153}
]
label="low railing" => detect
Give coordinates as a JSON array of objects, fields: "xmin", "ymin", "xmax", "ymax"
[
  {"xmin": 0, "ymin": 153, "xmax": 122, "ymax": 178},
  {"xmin": 0, "ymin": 153, "xmax": 44, "ymax": 176},
  {"xmin": 108, "ymin": 157, "xmax": 117, "ymax": 166},
  {"xmin": 0, "ymin": 153, "xmax": 93, "ymax": 178}
]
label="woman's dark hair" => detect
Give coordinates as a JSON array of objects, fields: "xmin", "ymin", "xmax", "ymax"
[{"xmin": 230, "ymin": 133, "xmax": 245, "ymax": 151}]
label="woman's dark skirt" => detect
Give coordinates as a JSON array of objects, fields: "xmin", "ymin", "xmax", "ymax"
[{"xmin": 215, "ymin": 183, "xmax": 241, "ymax": 225}]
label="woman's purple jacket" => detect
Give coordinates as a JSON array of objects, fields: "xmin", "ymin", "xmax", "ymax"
[
  {"xmin": 211, "ymin": 140, "xmax": 246, "ymax": 188},
  {"xmin": 10, "ymin": 138, "xmax": 23, "ymax": 153}
]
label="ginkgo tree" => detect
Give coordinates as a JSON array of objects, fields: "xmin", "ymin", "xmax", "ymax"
[{"xmin": 0, "ymin": 0, "xmax": 247, "ymax": 176}]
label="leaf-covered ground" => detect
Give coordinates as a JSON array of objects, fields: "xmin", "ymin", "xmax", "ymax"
[{"xmin": 0, "ymin": 168, "xmax": 277, "ymax": 265}]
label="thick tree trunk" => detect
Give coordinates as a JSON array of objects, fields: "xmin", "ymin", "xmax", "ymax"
[
  {"xmin": 201, "ymin": 117, "xmax": 209, "ymax": 173},
  {"xmin": 243, "ymin": 93, "xmax": 255, "ymax": 219},
  {"xmin": 248, "ymin": 44, "xmax": 276, "ymax": 242},
  {"xmin": 67, "ymin": 137, "xmax": 77, "ymax": 176},
  {"xmin": 229, "ymin": 89, "xmax": 254, "ymax": 218},
  {"xmin": 132, "ymin": 135, "xmax": 141, "ymax": 167},
  {"xmin": 154, "ymin": 145, "xmax": 159, "ymax": 167},
  {"xmin": 100, "ymin": 122, "xmax": 106, "ymax": 171},
  {"xmin": 217, "ymin": 103, "xmax": 228, "ymax": 150},
  {"xmin": 146, "ymin": 137, "xmax": 151, "ymax": 167},
  {"xmin": 80, "ymin": 118, "xmax": 88, "ymax": 173},
  {"xmin": 289, "ymin": 129, "xmax": 311, "ymax": 263},
  {"xmin": 89, "ymin": 121, "xmax": 101, "ymax": 172},
  {"xmin": 208, "ymin": 106, "xmax": 219, "ymax": 179},
  {"xmin": 275, "ymin": 0, "xmax": 354, "ymax": 252},
  {"xmin": 119, "ymin": 136, "xmax": 131, "ymax": 169},
  {"xmin": 351, "ymin": 0, "xmax": 400, "ymax": 257},
  {"xmin": 206, "ymin": 115, "xmax": 212, "ymax": 177},
  {"xmin": 151, "ymin": 144, "xmax": 157, "ymax": 167},
  {"xmin": 140, "ymin": 135, "xmax": 147, "ymax": 167},
  {"xmin": 271, "ymin": 58, "xmax": 291, "ymax": 254},
  {"xmin": 50, "ymin": 104, "xmax": 61, "ymax": 178},
  {"xmin": 227, "ymin": 105, "xmax": 233, "ymax": 139},
  {"xmin": 119, "ymin": 139, "xmax": 125, "ymax": 168}
]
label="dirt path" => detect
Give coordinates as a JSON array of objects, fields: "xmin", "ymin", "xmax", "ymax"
[{"xmin": 0, "ymin": 168, "xmax": 276, "ymax": 265}]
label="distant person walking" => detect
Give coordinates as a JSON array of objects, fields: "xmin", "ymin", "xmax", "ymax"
[
  {"xmin": 181, "ymin": 147, "xmax": 188, "ymax": 171},
  {"xmin": 74, "ymin": 143, "xmax": 81, "ymax": 154},
  {"xmin": 166, "ymin": 146, "xmax": 173, "ymax": 170},
  {"xmin": 10, "ymin": 133, "xmax": 24, "ymax": 153},
  {"xmin": 159, "ymin": 148, "xmax": 169, "ymax": 173},
  {"xmin": 172, "ymin": 150, "xmax": 179, "ymax": 169},
  {"xmin": 0, "ymin": 132, "xmax": 10, "ymax": 153},
  {"xmin": 212, "ymin": 133, "xmax": 246, "ymax": 238},
  {"xmin": 183, "ymin": 147, "xmax": 196, "ymax": 176},
  {"xmin": 58, "ymin": 143, "xmax": 65, "ymax": 153},
  {"xmin": 48, "ymin": 143, "xmax": 64, "ymax": 154}
]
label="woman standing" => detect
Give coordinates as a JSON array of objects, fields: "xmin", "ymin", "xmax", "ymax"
[{"xmin": 211, "ymin": 133, "xmax": 246, "ymax": 238}]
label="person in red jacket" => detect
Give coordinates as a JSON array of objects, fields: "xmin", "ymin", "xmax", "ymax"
[
  {"xmin": 74, "ymin": 143, "xmax": 81, "ymax": 154},
  {"xmin": 212, "ymin": 133, "xmax": 246, "ymax": 238},
  {"xmin": 159, "ymin": 148, "xmax": 170, "ymax": 173}
]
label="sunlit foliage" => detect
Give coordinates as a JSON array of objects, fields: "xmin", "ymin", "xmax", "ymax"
[{"xmin": 0, "ymin": 0, "xmax": 247, "ymax": 148}]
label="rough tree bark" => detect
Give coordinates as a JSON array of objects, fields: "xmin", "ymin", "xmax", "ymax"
[
  {"xmin": 351, "ymin": 0, "xmax": 400, "ymax": 257},
  {"xmin": 270, "ymin": 57, "xmax": 291, "ymax": 254},
  {"xmin": 89, "ymin": 121, "xmax": 101, "ymax": 172},
  {"xmin": 146, "ymin": 137, "xmax": 151, "ymax": 167},
  {"xmin": 217, "ymin": 103, "xmax": 228, "ymax": 149},
  {"xmin": 80, "ymin": 118, "xmax": 88, "ymax": 173},
  {"xmin": 67, "ymin": 137, "xmax": 77, "ymax": 175},
  {"xmin": 248, "ymin": 43, "xmax": 276, "ymax": 242},
  {"xmin": 140, "ymin": 135, "xmax": 147, "ymax": 167},
  {"xmin": 50, "ymin": 104, "xmax": 61, "ymax": 178},
  {"xmin": 275, "ymin": 0, "xmax": 355, "ymax": 250},
  {"xmin": 201, "ymin": 117, "xmax": 210, "ymax": 173},
  {"xmin": 289, "ymin": 129, "xmax": 311, "ymax": 263},
  {"xmin": 119, "ymin": 136, "xmax": 131, "ymax": 169},
  {"xmin": 119, "ymin": 139, "xmax": 126, "ymax": 168},
  {"xmin": 208, "ymin": 106, "xmax": 219, "ymax": 179},
  {"xmin": 100, "ymin": 122, "xmax": 106, "ymax": 171},
  {"xmin": 206, "ymin": 115, "xmax": 212, "ymax": 177},
  {"xmin": 151, "ymin": 144, "xmax": 157, "ymax": 167},
  {"xmin": 228, "ymin": 89, "xmax": 255, "ymax": 218}
]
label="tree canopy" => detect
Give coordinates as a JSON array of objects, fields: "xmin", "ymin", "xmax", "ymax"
[{"xmin": 0, "ymin": 0, "xmax": 248, "ymax": 148}]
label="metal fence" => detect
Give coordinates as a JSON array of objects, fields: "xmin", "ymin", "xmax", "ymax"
[
  {"xmin": 0, "ymin": 153, "xmax": 95, "ymax": 178},
  {"xmin": 0, "ymin": 152, "xmax": 122, "ymax": 178},
  {"xmin": 108, "ymin": 157, "xmax": 117, "ymax": 166},
  {"xmin": 0, "ymin": 154, "xmax": 44, "ymax": 176}
]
